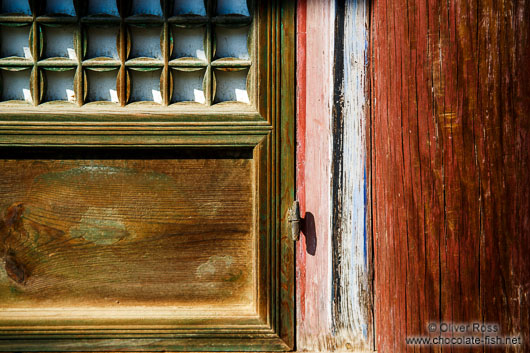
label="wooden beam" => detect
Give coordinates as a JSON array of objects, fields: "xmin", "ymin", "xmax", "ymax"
[
  {"xmin": 371, "ymin": 0, "xmax": 530, "ymax": 351},
  {"xmin": 331, "ymin": 0, "xmax": 373, "ymax": 351},
  {"xmin": 296, "ymin": 0, "xmax": 373, "ymax": 351},
  {"xmin": 296, "ymin": 0, "xmax": 334, "ymax": 350}
]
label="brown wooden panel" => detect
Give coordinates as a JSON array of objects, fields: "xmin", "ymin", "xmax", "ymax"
[
  {"xmin": 0, "ymin": 0, "xmax": 295, "ymax": 350},
  {"xmin": 0, "ymin": 155, "xmax": 255, "ymax": 309},
  {"xmin": 372, "ymin": 0, "xmax": 530, "ymax": 352}
]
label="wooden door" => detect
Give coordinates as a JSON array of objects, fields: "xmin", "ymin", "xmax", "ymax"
[
  {"xmin": 371, "ymin": 1, "xmax": 530, "ymax": 352},
  {"xmin": 0, "ymin": 0, "xmax": 295, "ymax": 351}
]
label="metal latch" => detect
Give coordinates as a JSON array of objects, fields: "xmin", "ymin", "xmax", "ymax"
[{"xmin": 288, "ymin": 200, "xmax": 301, "ymax": 241}]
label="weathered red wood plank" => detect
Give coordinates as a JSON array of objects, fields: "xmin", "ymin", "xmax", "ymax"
[
  {"xmin": 295, "ymin": 0, "xmax": 335, "ymax": 350},
  {"xmin": 372, "ymin": 0, "xmax": 530, "ymax": 352}
]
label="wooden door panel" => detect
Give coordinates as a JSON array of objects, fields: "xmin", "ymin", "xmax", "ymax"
[
  {"xmin": 0, "ymin": 0, "xmax": 295, "ymax": 350},
  {"xmin": 0, "ymin": 143, "xmax": 294, "ymax": 353},
  {"xmin": 0, "ymin": 157, "xmax": 255, "ymax": 309}
]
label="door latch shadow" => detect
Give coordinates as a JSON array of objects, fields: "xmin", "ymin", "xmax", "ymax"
[{"xmin": 301, "ymin": 212, "xmax": 316, "ymax": 256}]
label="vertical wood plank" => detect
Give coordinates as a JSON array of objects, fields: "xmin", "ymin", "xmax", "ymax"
[
  {"xmin": 372, "ymin": 0, "xmax": 530, "ymax": 352},
  {"xmin": 331, "ymin": 0, "xmax": 373, "ymax": 351},
  {"xmin": 280, "ymin": 0, "xmax": 295, "ymax": 348},
  {"xmin": 296, "ymin": 0, "xmax": 335, "ymax": 350},
  {"xmin": 297, "ymin": 0, "xmax": 373, "ymax": 350},
  {"xmin": 295, "ymin": 0, "xmax": 307, "ymax": 338}
]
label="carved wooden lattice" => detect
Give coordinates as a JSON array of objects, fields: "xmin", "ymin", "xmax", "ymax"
[{"xmin": 0, "ymin": 0, "xmax": 251, "ymax": 106}]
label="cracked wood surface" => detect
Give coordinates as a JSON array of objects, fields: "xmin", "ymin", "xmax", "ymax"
[{"xmin": 371, "ymin": 0, "xmax": 530, "ymax": 352}]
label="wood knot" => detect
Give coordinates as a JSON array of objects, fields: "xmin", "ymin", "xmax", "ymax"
[
  {"xmin": 4, "ymin": 252, "xmax": 29, "ymax": 285},
  {"xmin": 3, "ymin": 203, "xmax": 25, "ymax": 229}
]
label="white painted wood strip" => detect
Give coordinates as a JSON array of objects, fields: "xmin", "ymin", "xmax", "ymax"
[{"xmin": 333, "ymin": 0, "xmax": 372, "ymax": 350}]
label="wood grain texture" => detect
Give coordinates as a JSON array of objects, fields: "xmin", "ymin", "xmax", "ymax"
[
  {"xmin": 295, "ymin": 0, "xmax": 307, "ymax": 347},
  {"xmin": 331, "ymin": 0, "xmax": 372, "ymax": 351},
  {"xmin": 0, "ymin": 158, "xmax": 254, "ymax": 308},
  {"xmin": 295, "ymin": 0, "xmax": 335, "ymax": 351},
  {"xmin": 371, "ymin": 0, "xmax": 530, "ymax": 352},
  {"xmin": 0, "ymin": 141, "xmax": 293, "ymax": 352},
  {"xmin": 296, "ymin": 1, "xmax": 373, "ymax": 351},
  {"xmin": 0, "ymin": 0, "xmax": 296, "ymax": 350},
  {"xmin": 279, "ymin": 0, "xmax": 296, "ymax": 349}
]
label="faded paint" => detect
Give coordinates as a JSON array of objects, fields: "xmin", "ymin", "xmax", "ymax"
[
  {"xmin": 70, "ymin": 207, "xmax": 129, "ymax": 245},
  {"xmin": 86, "ymin": 69, "xmax": 119, "ymax": 103},
  {"xmin": 173, "ymin": 0, "xmax": 206, "ymax": 16},
  {"xmin": 214, "ymin": 26, "xmax": 250, "ymax": 60},
  {"xmin": 295, "ymin": 0, "xmax": 307, "ymax": 326},
  {"xmin": 0, "ymin": 25, "xmax": 31, "ymax": 59},
  {"xmin": 86, "ymin": 26, "xmax": 120, "ymax": 60},
  {"xmin": 297, "ymin": 0, "xmax": 373, "ymax": 351},
  {"xmin": 129, "ymin": 69, "xmax": 162, "ymax": 103},
  {"xmin": 42, "ymin": 25, "xmax": 76, "ymax": 59},
  {"xmin": 0, "ymin": 1, "xmax": 31, "ymax": 15},
  {"xmin": 196, "ymin": 255, "xmax": 234, "ymax": 279},
  {"xmin": 172, "ymin": 69, "xmax": 206, "ymax": 104},
  {"xmin": 0, "ymin": 158, "xmax": 255, "ymax": 309},
  {"xmin": 172, "ymin": 27, "xmax": 207, "ymax": 60},
  {"xmin": 296, "ymin": 0, "xmax": 335, "ymax": 350},
  {"xmin": 131, "ymin": 0, "xmax": 163, "ymax": 17},
  {"xmin": 216, "ymin": 0, "xmax": 250, "ymax": 16},
  {"xmin": 0, "ymin": 69, "xmax": 32, "ymax": 103},
  {"xmin": 129, "ymin": 26, "xmax": 163, "ymax": 60},
  {"xmin": 45, "ymin": 0, "xmax": 76, "ymax": 16},
  {"xmin": 332, "ymin": 0, "xmax": 372, "ymax": 350},
  {"xmin": 87, "ymin": 0, "xmax": 119, "ymax": 16},
  {"xmin": 213, "ymin": 69, "xmax": 249, "ymax": 103},
  {"xmin": 42, "ymin": 69, "xmax": 75, "ymax": 103}
]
